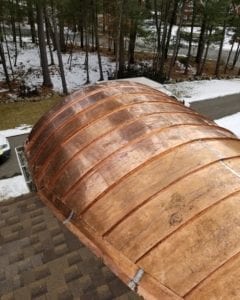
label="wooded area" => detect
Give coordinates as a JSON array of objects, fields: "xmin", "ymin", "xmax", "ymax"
[{"xmin": 0, "ymin": 0, "xmax": 240, "ymax": 94}]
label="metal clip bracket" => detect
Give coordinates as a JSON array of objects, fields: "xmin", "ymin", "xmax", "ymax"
[
  {"xmin": 63, "ymin": 210, "xmax": 74, "ymax": 224},
  {"xmin": 128, "ymin": 268, "xmax": 144, "ymax": 291}
]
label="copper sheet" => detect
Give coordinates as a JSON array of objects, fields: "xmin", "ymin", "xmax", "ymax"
[{"xmin": 25, "ymin": 81, "xmax": 240, "ymax": 299}]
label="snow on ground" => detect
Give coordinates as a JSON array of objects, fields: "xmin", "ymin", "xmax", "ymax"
[
  {"xmin": 0, "ymin": 125, "xmax": 32, "ymax": 137},
  {"xmin": 0, "ymin": 42, "xmax": 114, "ymax": 93},
  {"xmin": 0, "ymin": 175, "xmax": 29, "ymax": 202},
  {"xmin": 140, "ymin": 22, "xmax": 238, "ymax": 51},
  {"xmin": 50, "ymin": 52, "xmax": 114, "ymax": 92},
  {"xmin": 215, "ymin": 112, "xmax": 240, "ymax": 138},
  {"xmin": 164, "ymin": 79, "xmax": 240, "ymax": 103}
]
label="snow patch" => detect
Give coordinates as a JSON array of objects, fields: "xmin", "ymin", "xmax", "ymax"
[
  {"xmin": 0, "ymin": 125, "xmax": 32, "ymax": 137},
  {"xmin": 0, "ymin": 43, "xmax": 114, "ymax": 93},
  {"xmin": 164, "ymin": 79, "xmax": 240, "ymax": 103},
  {"xmin": 0, "ymin": 175, "xmax": 29, "ymax": 202},
  {"xmin": 215, "ymin": 112, "xmax": 240, "ymax": 138}
]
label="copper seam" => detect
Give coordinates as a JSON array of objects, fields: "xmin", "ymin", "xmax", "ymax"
[
  {"xmin": 28, "ymin": 95, "xmax": 198, "ymax": 161},
  {"xmin": 33, "ymin": 106, "xmax": 232, "ymax": 171},
  {"xmin": 32, "ymin": 101, "xmax": 188, "ymax": 177},
  {"xmin": 131, "ymin": 156, "xmax": 240, "ymax": 261},
  {"xmin": 28, "ymin": 84, "xmax": 156, "ymax": 137},
  {"xmin": 41, "ymin": 111, "xmax": 211, "ymax": 186},
  {"xmin": 36, "ymin": 111, "xmax": 164, "ymax": 182},
  {"xmin": 78, "ymin": 137, "xmax": 239, "ymax": 216},
  {"xmin": 29, "ymin": 97, "xmax": 184, "ymax": 165},
  {"xmin": 27, "ymin": 87, "xmax": 160, "ymax": 147},
  {"xmin": 28, "ymin": 85, "xmax": 171, "ymax": 143},
  {"xmin": 37, "ymin": 106, "xmax": 218, "ymax": 180},
  {"xmin": 103, "ymin": 155, "xmax": 240, "ymax": 240},
  {"xmin": 35, "ymin": 107, "xmax": 175, "ymax": 180},
  {"xmin": 28, "ymin": 96, "xmax": 171, "ymax": 164},
  {"xmin": 61, "ymin": 124, "xmax": 234, "ymax": 203},
  {"xmin": 137, "ymin": 185, "xmax": 240, "ymax": 265},
  {"xmin": 28, "ymin": 92, "xmax": 168, "ymax": 158},
  {"xmin": 183, "ymin": 223, "xmax": 240, "ymax": 297},
  {"xmin": 28, "ymin": 85, "xmax": 113, "ymax": 140},
  {"xmin": 135, "ymin": 226, "xmax": 240, "ymax": 299}
]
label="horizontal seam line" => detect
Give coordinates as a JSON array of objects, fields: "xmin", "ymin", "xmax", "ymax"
[
  {"xmin": 77, "ymin": 137, "xmax": 238, "ymax": 216},
  {"xmin": 41, "ymin": 112, "xmax": 211, "ymax": 186},
  {"xmin": 60, "ymin": 124, "xmax": 230, "ymax": 203},
  {"xmin": 135, "ymin": 166, "xmax": 240, "ymax": 263}
]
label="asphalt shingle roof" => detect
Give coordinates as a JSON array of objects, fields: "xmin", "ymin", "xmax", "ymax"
[{"xmin": 0, "ymin": 193, "xmax": 141, "ymax": 300}]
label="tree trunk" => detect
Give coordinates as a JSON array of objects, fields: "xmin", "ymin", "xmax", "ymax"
[
  {"xmin": 68, "ymin": 30, "xmax": 76, "ymax": 70},
  {"xmin": 27, "ymin": 0, "xmax": 36, "ymax": 43},
  {"xmin": 18, "ymin": 23, "xmax": 23, "ymax": 48},
  {"xmin": 44, "ymin": 9, "xmax": 55, "ymax": 65},
  {"xmin": 157, "ymin": 0, "xmax": 171, "ymax": 80},
  {"xmin": 9, "ymin": 0, "xmax": 18, "ymax": 67},
  {"xmin": 118, "ymin": 23, "xmax": 125, "ymax": 77},
  {"xmin": 164, "ymin": 0, "xmax": 178, "ymax": 59},
  {"xmin": 196, "ymin": 16, "xmax": 206, "ymax": 64},
  {"xmin": 83, "ymin": 0, "xmax": 90, "ymax": 85},
  {"xmin": 1, "ymin": 22, "xmax": 14, "ymax": 74},
  {"xmin": 52, "ymin": 11, "xmax": 68, "ymax": 94},
  {"xmin": 85, "ymin": 32, "xmax": 90, "ymax": 84},
  {"xmin": 200, "ymin": 26, "xmax": 213, "ymax": 75},
  {"xmin": 231, "ymin": 42, "xmax": 240, "ymax": 70},
  {"xmin": 79, "ymin": 24, "xmax": 84, "ymax": 48},
  {"xmin": 128, "ymin": 19, "xmax": 137, "ymax": 67},
  {"xmin": 168, "ymin": 0, "xmax": 186, "ymax": 80},
  {"xmin": 9, "ymin": 0, "xmax": 17, "ymax": 44},
  {"xmin": 195, "ymin": 19, "xmax": 207, "ymax": 76},
  {"xmin": 91, "ymin": 22, "xmax": 95, "ymax": 51},
  {"xmin": 102, "ymin": 2, "xmax": 106, "ymax": 34},
  {"xmin": 16, "ymin": 0, "xmax": 23, "ymax": 48},
  {"xmin": 184, "ymin": 0, "xmax": 196, "ymax": 74},
  {"xmin": 116, "ymin": 0, "xmax": 125, "ymax": 78},
  {"xmin": 0, "ymin": 42, "xmax": 11, "ymax": 88},
  {"xmin": 59, "ymin": 17, "xmax": 66, "ymax": 53},
  {"xmin": 93, "ymin": 0, "xmax": 104, "ymax": 81},
  {"xmin": 215, "ymin": 16, "xmax": 227, "ymax": 76},
  {"xmin": 153, "ymin": 0, "xmax": 162, "ymax": 53},
  {"xmin": 224, "ymin": 39, "xmax": 235, "ymax": 73},
  {"xmin": 36, "ymin": 2, "xmax": 52, "ymax": 87}
]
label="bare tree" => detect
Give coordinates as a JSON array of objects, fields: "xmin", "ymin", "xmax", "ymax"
[
  {"xmin": 51, "ymin": 9, "xmax": 68, "ymax": 94},
  {"xmin": 27, "ymin": 0, "xmax": 36, "ymax": 43},
  {"xmin": 0, "ymin": 40, "xmax": 11, "ymax": 88},
  {"xmin": 36, "ymin": 0, "xmax": 52, "ymax": 87},
  {"xmin": 93, "ymin": 0, "xmax": 104, "ymax": 80},
  {"xmin": 168, "ymin": 0, "xmax": 186, "ymax": 80}
]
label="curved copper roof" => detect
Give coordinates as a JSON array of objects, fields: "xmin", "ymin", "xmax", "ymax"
[{"xmin": 25, "ymin": 81, "xmax": 240, "ymax": 299}]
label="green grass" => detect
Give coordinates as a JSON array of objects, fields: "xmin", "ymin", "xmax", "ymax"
[{"xmin": 0, "ymin": 95, "xmax": 63, "ymax": 130}]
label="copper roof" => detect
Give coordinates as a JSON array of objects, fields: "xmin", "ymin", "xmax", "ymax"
[{"xmin": 25, "ymin": 81, "xmax": 240, "ymax": 299}]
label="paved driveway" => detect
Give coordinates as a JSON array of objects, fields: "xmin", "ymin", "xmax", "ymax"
[{"xmin": 191, "ymin": 93, "xmax": 240, "ymax": 120}]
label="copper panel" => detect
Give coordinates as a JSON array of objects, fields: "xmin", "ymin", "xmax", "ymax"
[{"xmin": 25, "ymin": 81, "xmax": 240, "ymax": 299}]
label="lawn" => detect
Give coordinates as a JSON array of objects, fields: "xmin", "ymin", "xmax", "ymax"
[{"xmin": 0, "ymin": 95, "xmax": 62, "ymax": 130}]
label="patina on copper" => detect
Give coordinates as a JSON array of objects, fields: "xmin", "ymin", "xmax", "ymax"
[{"xmin": 25, "ymin": 81, "xmax": 240, "ymax": 300}]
